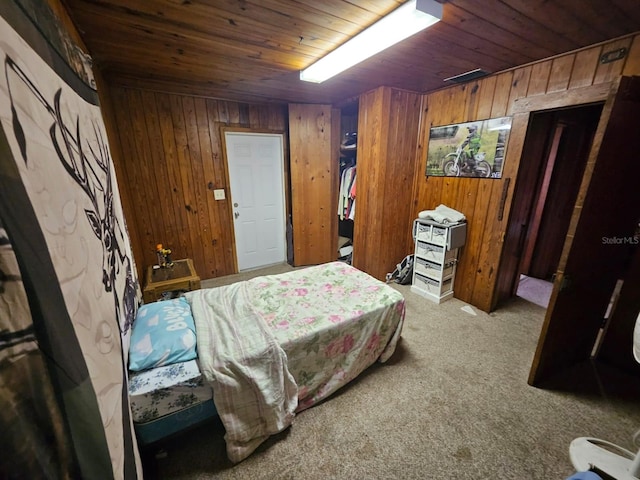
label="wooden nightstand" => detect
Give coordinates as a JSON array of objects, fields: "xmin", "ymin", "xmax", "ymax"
[{"xmin": 143, "ymin": 258, "xmax": 201, "ymax": 303}]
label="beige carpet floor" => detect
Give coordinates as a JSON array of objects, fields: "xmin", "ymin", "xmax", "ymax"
[{"xmin": 142, "ymin": 263, "xmax": 640, "ymax": 480}]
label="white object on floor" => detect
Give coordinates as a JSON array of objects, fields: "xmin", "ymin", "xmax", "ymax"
[
  {"xmin": 461, "ymin": 305, "xmax": 477, "ymax": 316},
  {"xmin": 339, "ymin": 245, "xmax": 353, "ymax": 257},
  {"xmin": 569, "ymin": 437, "xmax": 640, "ymax": 479},
  {"xmin": 569, "ymin": 311, "xmax": 640, "ymax": 479}
]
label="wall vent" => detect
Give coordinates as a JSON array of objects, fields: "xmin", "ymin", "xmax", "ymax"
[{"xmin": 444, "ymin": 68, "xmax": 490, "ymax": 84}]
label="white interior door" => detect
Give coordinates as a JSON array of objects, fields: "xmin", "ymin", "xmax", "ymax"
[{"xmin": 224, "ymin": 132, "xmax": 286, "ymax": 271}]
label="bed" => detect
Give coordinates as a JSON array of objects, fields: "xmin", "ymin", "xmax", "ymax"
[{"xmin": 127, "ymin": 261, "xmax": 405, "ymax": 462}]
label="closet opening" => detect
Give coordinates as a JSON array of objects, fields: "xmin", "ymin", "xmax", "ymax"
[
  {"xmin": 337, "ymin": 100, "xmax": 358, "ymax": 264},
  {"xmin": 511, "ymin": 103, "xmax": 603, "ymax": 308}
]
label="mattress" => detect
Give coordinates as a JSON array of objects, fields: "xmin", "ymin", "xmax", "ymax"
[{"xmin": 128, "ymin": 359, "xmax": 212, "ymax": 424}]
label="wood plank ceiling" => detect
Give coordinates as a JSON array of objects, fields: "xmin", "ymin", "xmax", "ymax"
[{"xmin": 62, "ymin": 0, "xmax": 640, "ymax": 105}]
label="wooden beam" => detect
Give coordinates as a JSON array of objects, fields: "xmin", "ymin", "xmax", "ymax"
[{"xmin": 512, "ymin": 82, "xmax": 612, "ymax": 113}]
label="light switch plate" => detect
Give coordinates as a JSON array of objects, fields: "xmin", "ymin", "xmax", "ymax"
[{"xmin": 213, "ymin": 189, "xmax": 226, "ymax": 200}]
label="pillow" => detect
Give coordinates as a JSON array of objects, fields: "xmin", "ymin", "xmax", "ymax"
[{"xmin": 129, "ymin": 297, "xmax": 197, "ymax": 372}]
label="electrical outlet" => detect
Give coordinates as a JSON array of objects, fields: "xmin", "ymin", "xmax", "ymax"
[{"xmin": 213, "ymin": 189, "xmax": 226, "ymax": 200}]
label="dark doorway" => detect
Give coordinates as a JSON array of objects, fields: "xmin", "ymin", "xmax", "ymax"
[
  {"xmin": 527, "ymin": 77, "xmax": 640, "ymax": 385},
  {"xmin": 513, "ymin": 104, "xmax": 603, "ymax": 305}
]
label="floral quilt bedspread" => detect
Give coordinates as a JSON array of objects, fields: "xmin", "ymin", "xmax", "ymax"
[
  {"xmin": 246, "ymin": 261, "xmax": 405, "ymax": 411},
  {"xmin": 185, "ymin": 261, "xmax": 405, "ymax": 462}
]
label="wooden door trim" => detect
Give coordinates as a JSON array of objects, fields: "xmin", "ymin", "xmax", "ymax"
[
  {"xmin": 220, "ymin": 128, "xmax": 287, "ymax": 273},
  {"xmin": 512, "ymin": 82, "xmax": 612, "ymax": 114},
  {"xmin": 494, "ymin": 81, "xmax": 619, "ymax": 310}
]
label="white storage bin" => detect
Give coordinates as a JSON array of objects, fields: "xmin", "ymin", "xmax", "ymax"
[
  {"xmin": 416, "ymin": 241, "xmax": 457, "ymax": 264},
  {"xmin": 415, "ymin": 222, "xmax": 432, "ymax": 242},
  {"xmin": 414, "ymin": 257, "xmax": 454, "ymax": 279},
  {"xmin": 413, "ymin": 273, "xmax": 453, "ymax": 296},
  {"xmin": 430, "ymin": 226, "xmax": 447, "ymax": 246}
]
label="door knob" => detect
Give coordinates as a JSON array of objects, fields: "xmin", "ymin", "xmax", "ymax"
[{"xmin": 234, "ymin": 211, "xmax": 239, "ymax": 219}]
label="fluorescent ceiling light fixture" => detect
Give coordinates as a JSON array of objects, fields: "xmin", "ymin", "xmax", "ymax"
[{"xmin": 300, "ymin": 0, "xmax": 443, "ymax": 83}]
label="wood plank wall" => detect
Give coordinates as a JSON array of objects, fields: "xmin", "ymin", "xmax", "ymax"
[
  {"xmin": 354, "ymin": 87, "xmax": 422, "ymax": 280},
  {"xmin": 100, "ymin": 86, "xmax": 287, "ymax": 281},
  {"xmin": 99, "ymin": 32, "xmax": 640, "ymax": 296},
  {"xmin": 412, "ymin": 33, "xmax": 640, "ymax": 312},
  {"xmin": 288, "ymin": 104, "xmax": 339, "ymax": 266}
]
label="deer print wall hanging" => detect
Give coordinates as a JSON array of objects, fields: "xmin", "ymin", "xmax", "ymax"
[{"xmin": 0, "ymin": 3, "xmax": 141, "ymax": 477}]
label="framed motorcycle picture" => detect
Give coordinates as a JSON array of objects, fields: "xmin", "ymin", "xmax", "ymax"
[{"xmin": 426, "ymin": 116, "xmax": 512, "ymax": 178}]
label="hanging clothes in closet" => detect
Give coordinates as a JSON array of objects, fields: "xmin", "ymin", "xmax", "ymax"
[
  {"xmin": 338, "ymin": 164, "xmax": 356, "ymax": 220},
  {"xmin": 338, "ymin": 131, "xmax": 357, "ymax": 221}
]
